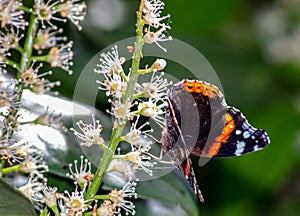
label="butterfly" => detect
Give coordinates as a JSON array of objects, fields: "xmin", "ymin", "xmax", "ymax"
[{"xmin": 162, "ymin": 79, "xmax": 270, "ymax": 202}]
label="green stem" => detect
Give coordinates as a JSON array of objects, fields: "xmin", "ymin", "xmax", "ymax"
[
  {"xmin": 137, "ymin": 67, "xmax": 153, "ymax": 75},
  {"xmin": 124, "ymin": 1, "xmax": 145, "ymax": 102},
  {"xmin": 18, "ymin": 5, "xmax": 31, "ymax": 13},
  {"xmin": 132, "ymin": 92, "xmax": 145, "ymax": 100},
  {"xmin": 5, "ymin": 14, "xmax": 39, "ymax": 139},
  {"xmin": 84, "ymin": 126, "xmax": 125, "ymax": 200},
  {"xmin": 15, "ymin": 45, "xmax": 24, "ymax": 54},
  {"xmin": 19, "ymin": 14, "xmax": 39, "ymax": 76},
  {"xmin": 2, "ymin": 164, "xmax": 21, "ymax": 174},
  {"xmin": 94, "ymin": 194, "xmax": 111, "ymax": 200},
  {"xmin": 49, "ymin": 205, "xmax": 60, "ymax": 216},
  {"xmin": 31, "ymin": 55, "xmax": 48, "ymax": 62},
  {"xmin": 2, "ymin": 57, "xmax": 19, "ymax": 70},
  {"xmin": 84, "ymin": 0, "xmax": 145, "ymax": 201},
  {"xmin": 112, "ymin": 154, "xmax": 127, "ymax": 160}
]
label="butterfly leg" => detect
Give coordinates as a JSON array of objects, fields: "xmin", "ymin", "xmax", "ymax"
[{"xmin": 180, "ymin": 158, "xmax": 204, "ymax": 202}]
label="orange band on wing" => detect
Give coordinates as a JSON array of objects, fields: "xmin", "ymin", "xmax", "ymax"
[
  {"xmin": 204, "ymin": 113, "xmax": 236, "ymax": 157},
  {"xmin": 216, "ymin": 113, "xmax": 235, "ymax": 142},
  {"xmin": 207, "ymin": 142, "xmax": 222, "ymax": 156},
  {"xmin": 183, "ymin": 80, "xmax": 221, "ymax": 98}
]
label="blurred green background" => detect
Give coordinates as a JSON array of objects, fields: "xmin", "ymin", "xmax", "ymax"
[{"xmin": 51, "ymin": 0, "xmax": 300, "ymax": 215}]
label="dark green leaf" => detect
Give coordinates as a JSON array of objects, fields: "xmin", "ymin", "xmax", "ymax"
[{"xmin": 0, "ymin": 178, "xmax": 36, "ymax": 216}]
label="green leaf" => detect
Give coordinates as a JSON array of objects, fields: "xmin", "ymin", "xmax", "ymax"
[
  {"xmin": 135, "ymin": 199, "xmax": 191, "ymax": 216},
  {"xmin": 136, "ymin": 171, "xmax": 200, "ymax": 216},
  {"xmin": 0, "ymin": 178, "xmax": 36, "ymax": 216}
]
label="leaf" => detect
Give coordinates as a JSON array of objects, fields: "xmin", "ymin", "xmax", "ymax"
[
  {"xmin": 136, "ymin": 171, "xmax": 200, "ymax": 216},
  {"xmin": 135, "ymin": 199, "xmax": 190, "ymax": 216},
  {"xmin": 0, "ymin": 178, "xmax": 36, "ymax": 216}
]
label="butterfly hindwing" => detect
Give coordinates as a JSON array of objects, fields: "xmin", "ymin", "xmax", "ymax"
[{"xmin": 212, "ymin": 107, "xmax": 270, "ymax": 157}]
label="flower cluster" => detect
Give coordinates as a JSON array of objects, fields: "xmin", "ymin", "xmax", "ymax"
[
  {"xmin": 30, "ymin": 181, "xmax": 93, "ymax": 215},
  {"xmin": 94, "ymin": 180, "xmax": 138, "ymax": 216},
  {"xmin": 142, "ymin": 0, "xmax": 172, "ymax": 52},
  {"xmin": 0, "ymin": 0, "xmax": 27, "ymax": 30},
  {"xmin": 70, "ymin": 1, "xmax": 172, "ymax": 214},
  {"xmin": 31, "ymin": 0, "xmax": 86, "ymax": 31}
]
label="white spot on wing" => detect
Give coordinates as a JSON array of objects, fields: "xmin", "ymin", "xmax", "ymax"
[
  {"xmin": 254, "ymin": 145, "xmax": 261, "ymax": 151},
  {"xmin": 235, "ymin": 141, "xmax": 246, "ymax": 156},
  {"xmin": 243, "ymin": 131, "xmax": 251, "ymax": 139},
  {"xmin": 236, "ymin": 130, "xmax": 241, "ymax": 135}
]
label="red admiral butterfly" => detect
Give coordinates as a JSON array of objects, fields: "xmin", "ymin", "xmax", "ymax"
[{"xmin": 162, "ymin": 80, "xmax": 270, "ymax": 202}]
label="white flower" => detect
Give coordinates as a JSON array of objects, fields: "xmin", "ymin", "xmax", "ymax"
[
  {"xmin": 32, "ymin": 0, "xmax": 66, "ymax": 29},
  {"xmin": 97, "ymin": 200, "xmax": 114, "ymax": 216},
  {"xmin": 35, "ymin": 107, "xmax": 64, "ymax": 130},
  {"xmin": 0, "ymin": 27, "xmax": 24, "ymax": 50},
  {"xmin": 137, "ymin": 71, "xmax": 171, "ymax": 99},
  {"xmin": 123, "ymin": 115, "xmax": 152, "ymax": 147},
  {"xmin": 19, "ymin": 148, "xmax": 49, "ymax": 178},
  {"xmin": 107, "ymin": 159, "xmax": 134, "ymax": 179},
  {"xmin": 108, "ymin": 99, "xmax": 135, "ymax": 124},
  {"xmin": 143, "ymin": 0, "xmax": 171, "ymax": 29},
  {"xmin": 150, "ymin": 58, "xmax": 167, "ymax": 71},
  {"xmin": 125, "ymin": 151, "xmax": 156, "ymax": 176},
  {"xmin": 109, "ymin": 181, "xmax": 138, "ymax": 216},
  {"xmin": 137, "ymin": 99, "xmax": 166, "ymax": 127},
  {"xmin": 0, "ymin": 0, "xmax": 27, "ymax": 29},
  {"xmin": 66, "ymin": 155, "xmax": 94, "ymax": 185},
  {"xmin": 95, "ymin": 45, "xmax": 125, "ymax": 76},
  {"xmin": 18, "ymin": 174, "xmax": 46, "ymax": 203},
  {"xmin": 2, "ymin": 110, "xmax": 20, "ymax": 132},
  {"xmin": 31, "ymin": 184, "xmax": 58, "ymax": 208},
  {"xmin": 60, "ymin": 183, "xmax": 93, "ymax": 215},
  {"xmin": 34, "ymin": 27, "xmax": 67, "ymax": 51},
  {"xmin": 70, "ymin": 114, "xmax": 105, "ymax": 147},
  {"xmin": 21, "ymin": 61, "xmax": 52, "ymax": 86},
  {"xmin": 0, "ymin": 138, "xmax": 29, "ymax": 164},
  {"xmin": 144, "ymin": 27, "xmax": 172, "ymax": 52},
  {"xmin": 0, "ymin": 47, "xmax": 12, "ymax": 73},
  {"xmin": 96, "ymin": 73, "xmax": 127, "ymax": 98},
  {"xmin": 57, "ymin": 0, "xmax": 87, "ymax": 31},
  {"xmin": 30, "ymin": 78, "xmax": 61, "ymax": 95},
  {"xmin": 0, "ymin": 79, "xmax": 20, "ymax": 110},
  {"xmin": 47, "ymin": 41, "xmax": 74, "ymax": 74}
]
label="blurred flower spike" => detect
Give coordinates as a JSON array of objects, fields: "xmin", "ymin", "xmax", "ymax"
[{"xmin": 0, "ymin": 0, "xmax": 88, "ymax": 214}]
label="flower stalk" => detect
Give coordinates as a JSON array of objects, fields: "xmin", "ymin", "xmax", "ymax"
[
  {"xmin": 84, "ymin": 0, "xmax": 147, "ymax": 201},
  {"xmin": 19, "ymin": 14, "xmax": 38, "ymax": 75}
]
